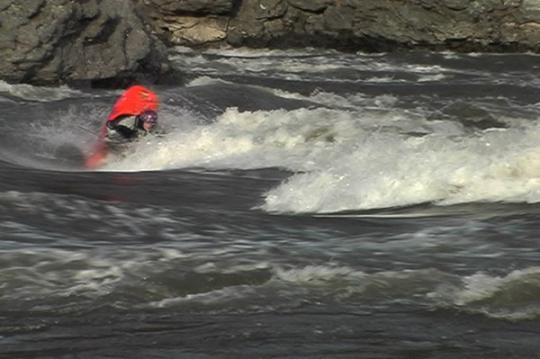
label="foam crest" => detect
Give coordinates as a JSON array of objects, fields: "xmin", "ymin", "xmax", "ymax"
[
  {"xmin": 148, "ymin": 265, "xmax": 448, "ymax": 309},
  {"xmin": 170, "ymin": 47, "xmax": 457, "ymax": 82},
  {"xmin": 7, "ymin": 246, "xmax": 537, "ymax": 320},
  {"xmin": 104, "ymin": 103, "xmax": 540, "ymax": 212},
  {"xmin": 263, "ymin": 121, "xmax": 540, "ymax": 213},
  {"xmin": 429, "ymin": 267, "xmax": 540, "ymax": 320},
  {"xmin": 273, "ymin": 265, "xmax": 365, "ymax": 284},
  {"xmin": 0, "ymin": 80, "xmax": 84, "ymax": 102},
  {"xmin": 107, "ymin": 107, "xmax": 356, "ymax": 171},
  {"xmin": 272, "ymin": 88, "xmax": 399, "ymax": 110},
  {"xmin": 0, "ymin": 191, "xmax": 181, "ymax": 242}
]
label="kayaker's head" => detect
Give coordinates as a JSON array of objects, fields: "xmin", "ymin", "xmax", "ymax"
[{"xmin": 137, "ymin": 110, "xmax": 158, "ymax": 132}]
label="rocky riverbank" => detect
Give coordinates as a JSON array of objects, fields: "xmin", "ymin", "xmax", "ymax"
[{"xmin": 2, "ymin": 0, "xmax": 540, "ymax": 86}]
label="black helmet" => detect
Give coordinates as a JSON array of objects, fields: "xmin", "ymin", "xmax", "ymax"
[
  {"xmin": 137, "ymin": 110, "xmax": 158, "ymax": 130},
  {"xmin": 139, "ymin": 110, "xmax": 157, "ymax": 124}
]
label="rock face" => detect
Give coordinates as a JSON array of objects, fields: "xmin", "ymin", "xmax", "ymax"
[
  {"xmin": 142, "ymin": 0, "xmax": 234, "ymax": 46},
  {"xmin": 3, "ymin": 0, "xmax": 540, "ymax": 86},
  {"xmin": 150, "ymin": 0, "xmax": 539, "ymax": 52},
  {"xmin": 0, "ymin": 0, "xmax": 168, "ymax": 86},
  {"xmin": 144, "ymin": 0, "xmax": 234, "ymax": 15}
]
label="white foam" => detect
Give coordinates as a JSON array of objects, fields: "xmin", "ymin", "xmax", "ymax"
[
  {"xmin": 273, "ymin": 265, "xmax": 365, "ymax": 284},
  {"xmin": 0, "ymin": 80, "xmax": 84, "ymax": 102},
  {"xmin": 169, "ymin": 48, "xmax": 460, "ymax": 81},
  {"xmin": 418, "ymin": 73, "xmax": 447, "ymax": 82},
  {"xmin": 29, "ymin": 105, "xmax": 107, "ymax": 148},
  {"xmin": 186, "ymin": 46, "xmax": 341, "ymax": 58},
  {"xmin": 110, "ymin": 107, "xmax": 351, "ymax": 171},
  {"xmin": 272, "ymin": 88, "xmax": 399, "ymax": 110},
  {"xmin": 429, "ymin": 267, "xmax": 540, "ymax": 320},
  {"xmin": 0, "ymin": 190, "xmax": 181, "ymax": 241},
  {"xmin": 149, "ymin": 285, "xmax": 255, "ymax": 308},
  {"xmin": 102, "ymin": 103, "xmax": 540, "ymax": 213},
  {"xmin": 186, "ymin": 76, "xmax": 233, "ymax": 87}
]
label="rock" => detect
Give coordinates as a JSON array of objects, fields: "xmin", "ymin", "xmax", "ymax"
[
  {"xmin": 324, "ymin": 5, "xmax": 354, "ymax": 32},
  {"xmin": 255, "ymin": 0, "xmax": 288, "ymax": 20},
  {"xmin": 225, "ymin": 0, "xmax": 540, "ymax": 51},
  {"xmin": 287, "ymin": 0, "xmax": 330, "ymax": 13},
  {"xmin": 138, "ymin": 0, "xmax": 537, "ymax": 55},
  {"xmin": 140, "ymin": 0, "xmax": 235, "ymax": 47},
  {"xmin": 0, "ymin": 0, "xmax": 168, "ymax": 86},
  {"xmin": 227, "ymin": 0, "xmax": 276, "ymax": 47},
  {"xmin": 4, "ymin": 0, "xmax": 540, "ymax": 86},
  {"xmin": 165, "ymin": 16, "xmax": 228, "ymax": 45},
  {"xmin": 441, "ymin": 0, "xmax": 469, "ymax": 11},
  {"xmin": 144, "ymin": 0, "xmax": 235, "ymax": 15}
]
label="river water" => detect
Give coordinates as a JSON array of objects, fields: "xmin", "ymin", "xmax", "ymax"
[{"xmin": 1, "ymin": 48, "xmax": 540, "ymax": 358}]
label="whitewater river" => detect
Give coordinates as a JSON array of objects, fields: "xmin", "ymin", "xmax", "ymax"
[{"xmin": 1, "ymin": 48, "xmax": 540, "ymax": 358}]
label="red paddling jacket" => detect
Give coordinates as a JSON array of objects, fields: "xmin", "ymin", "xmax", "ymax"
[{"xmin": 85, "ymin": 85, "xmax": 159, "ymax": 169}]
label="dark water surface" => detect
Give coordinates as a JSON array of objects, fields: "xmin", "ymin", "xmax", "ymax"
[{"xmin": 2, "ymin": 49, "xmax": 540, "ymax": 358}]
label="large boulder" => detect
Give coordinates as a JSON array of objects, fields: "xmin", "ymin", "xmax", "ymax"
[{"xmin": 0, "ymin": 0, "xmax": 168, "ymax": 85}]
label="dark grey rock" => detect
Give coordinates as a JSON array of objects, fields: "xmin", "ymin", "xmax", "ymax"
[
  {"xmin": 3, "ymin": 0, "xmax": 540, "ymax": 86},
  {"xmin": 145, "ymin": 0, "xmax": 235, "ymax": 15},
  {"xmin": 287, "ymin": 0, "xmax": 330, "ymax": 13},
  {"xmin": 441, "ymin": 0, "xmax": 469, "ymax": 11},
  {"xmin": 227, "ymin": 0, "xmax": 280, "ymax": 46},
  {"xmin": 255, "ymin": 0, "xmax": 288, "ymax": 20},
  {"xmin": 323, "ymin": 5, "xmax": 354, "ymax": 32},
  {"xmin": 0, "ymin": 0, "xmax": 168, "ymax": 85},
  {"xmin": 218, "ymin": 0, "xmax": 540, "ymax": 50}
]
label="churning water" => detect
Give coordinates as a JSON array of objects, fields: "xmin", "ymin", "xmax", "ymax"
[{"xmin": 1, "ymin": 48, "xmax": 540, "ymax": 358}]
